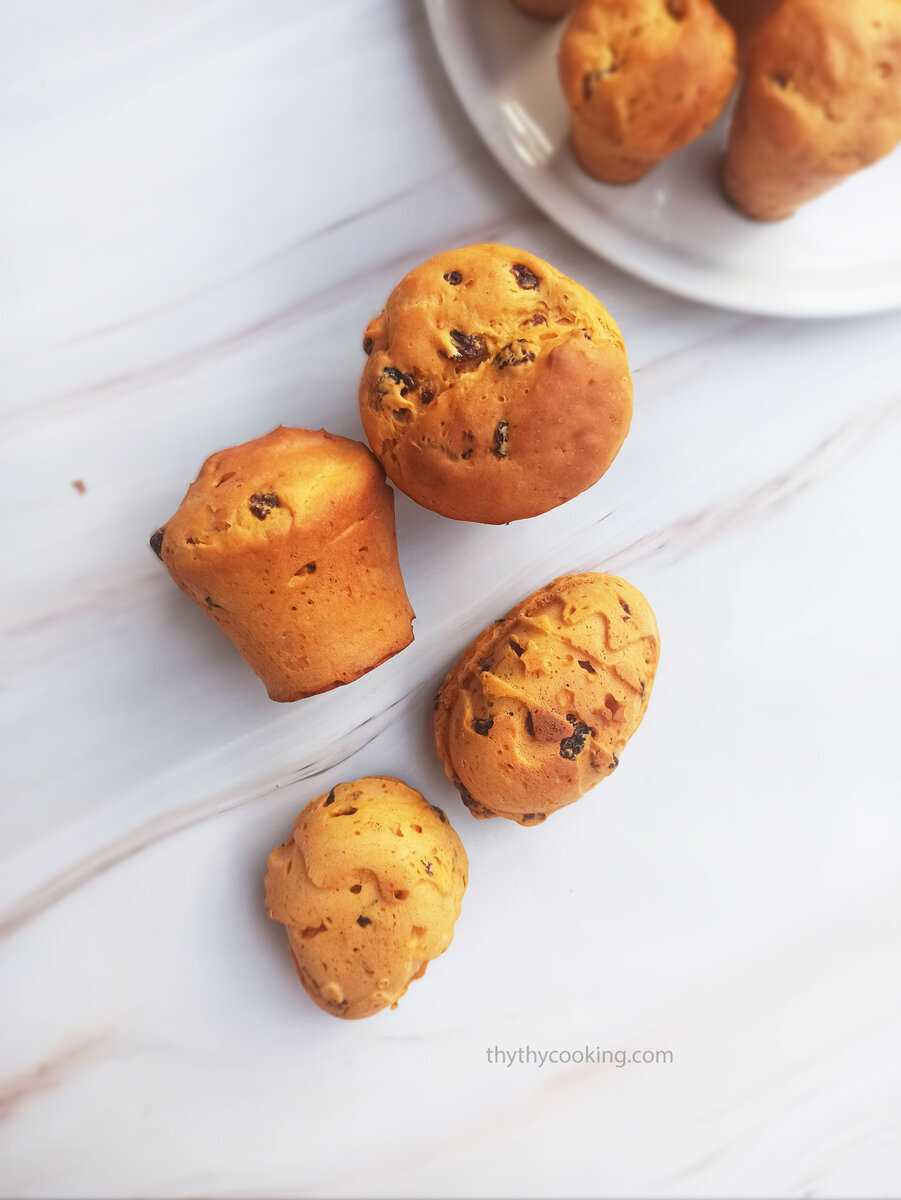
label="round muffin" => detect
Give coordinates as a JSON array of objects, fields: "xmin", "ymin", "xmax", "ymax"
[
  {"xmin": 434, "ymin": 573, "xmax": 660, "ymax": 825},
  {"xmin": 723, "ymin": 0, "xmax": 901, "ymax": 220},
  {"xmin": 265, "ymin": 777, "xmax": 468, "ymax": 1019},
  {"xmin": 151, "ymin": 426, "xmax": 414, "ymax": 702},
  {"xmin": 514, "ymin": 0, "xmax": 576, "ymax": 17},
  {"xmin": 359, "ymin": 244, "xmax": 632, "ymax": 524},
  {"xmin": 559, "ymin": 0, "xmax": 739, "ymax": 184}
]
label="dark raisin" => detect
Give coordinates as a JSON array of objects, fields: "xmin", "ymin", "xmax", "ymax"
[
  {"xmin": 509, "ymin": 639, "xmax": 525, "ymax": 657},
  {"xmin": 383, "ymin": 366, "xmax": 403, "ymax": 384},
  {"xmin": 429, "ymin": 804, "xmax": 447, "ymax": 823},
  {"xmin": 640, "ymin": 681, "xmax": 646, "ymax": 698},
  {"xmin": 582, "ymin": 329, "xmax": 592, "ymax": 340},
  {"xmin": 525, "ymin": 712, "xmax": 535, "ymax": 737},
  {"xmin": 421, "ymin": 389, "xmax": 434, "ymax": 405},
  {"xmin": 511, "ymin": 263, "xmax": 540, "ymax": 290},
  {"xmin": 611, "ymin": 752, "xmax": 620, "ymax": 767},
  {"xmin": 620, "ymin": 599, "xmax": 632, "ymax": 619},
  {"xmin": 560, "ymin": 714, "xmax": 592, "ymax": 760},
  {"xmin": 357, "ymin": 916, "xmax": 372, "ymax": 927},
  {"xmin": 461, "ymin": 448, "xmax": 473, "ymax": 460},
  {"xmin": 249, "ymin": 493, "xmax": 280, "ymax": 520},
  {"xmin": 324, "ymin": 789, "xmax": 336, "ymax": 806},
  {"xmin": 304, "ymin": 562, "xmax": 316, "ymax": 573},
  {"xmin": 450, "ymin": 329, "xmax": 486, "ymax": 361},
  {"xmin": 149, "ymin": 529, "xmax": 165, "ymax": 558},
  {"xmin": 204, "ymin": 596, "xmax": 222, "ymax": 609},
  {"xmin": 363, "ymin": 335, "xmax": 373, "ymax": 355},
  {"xmin": 494, "ymin": 341, "xmax": 535, "ymax": 370},
  {"xmin": 422, "ymin": 860, "xmax": 434, "ymax": 876},
  {"xmin": 583, "ymin": 64, "xmax": 617, "ymax": 100},
  {"xmin": 481, "ymin": 659, "xmax": 492, "ymax": 673},
  {"xmin": 578, "ymin": 660, "xmax": 596, "ymax": 674},
  {"xmin": 530, "ymin": 313, "xmax": 547, "ymax": 326},
  {"xmin": 473, "ymin": 717, "xmax": 494, "ymax": 736},
  {"xmin": 493, "ymin": 421, "xmax": 509, "ymax": 458},
  {"xmin": 444, "ymin": 270, "xmax": 463, "ymax": 285}
]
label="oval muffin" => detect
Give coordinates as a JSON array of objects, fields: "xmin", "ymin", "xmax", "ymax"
[
  {"xmin": 151, "ymin": 426, "xmax": 414, "ymax": 702},
  {"xmin": 559, "ymin": 0, "xmax": 739, "ymax": 184},
  {"xmin": 434, "ymin": 573, "xmax": 660, "ymax": 825},
  {"xmin": 265, "ymin": 777, "xmax": 468, "ymax": 1019},
  {"xmin": 359, "ymin": 244, "xmax": 632, "ymax": 524},
  {"xmin": 723, "ymin": 0, "xmax": 901, "ymax": 220}
]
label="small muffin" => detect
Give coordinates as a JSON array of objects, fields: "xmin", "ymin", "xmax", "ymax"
[
  {"xmin": 151, "ymin": 426, "xmax": 414, "ymax": 702},
  {"xmin": 514, "ymin": 0, "xmax": 576, "ymax": 17},
  {"xmin": 359, "ymin": 244, "xmax": 632, "ymax": 524},
  {"xmin": 723, "ymin": 0, "xmax": 901, "ymax": 220},
  {"xmin": 435, "ymin": 573, "xmax": 659, "ymax": 825},
  {"xmin": 559, "ymin": 0, "xmax": 739, "ymax": 184},
  {"xmin": 265, "ymin": 777, "xmax": 468, "ymax": 1019}
]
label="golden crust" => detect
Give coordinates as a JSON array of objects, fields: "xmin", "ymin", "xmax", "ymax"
[
  {"xmin": 359, "ymin": 244, "xmax": 632, "ymax": 524},
  {"xmin": 265, "ymin": 777, "xmax": 468, "ymax": 1020},
  {"xmin": 155, "ymin": 426, "xmax": 414, "ymax": 702},
  {"xmin": 434, "ymin": 573, "xmax": 660, "ymax": 825},
  {"xmin": 723, "ymin": 0, "xmax": 901, "ymax": 220},
  {"xmin": 559, "ymin": 0, "xmax": 738, "ymax": 183}
]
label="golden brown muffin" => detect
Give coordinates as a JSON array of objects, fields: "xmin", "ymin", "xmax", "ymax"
[
  {"xmin": 265, "ymin": 777, "xmax": 468, "ymax": 1019},
  {"xmin": 559, "ymin": 0, "xmax": 739, "ymax": 183},
  {"xmin": 514, "ymin": 0, "xmax": 576, "ymax": 17},
  {"xmin": 723, "ymin": 0, "xmax": 901, "ymax": 220},
  {"xmin": 435, "ymin": 573, "xmax": 659, "ymax": 825},
  {"xmin": 359, "ymin": 244, "xmax": 632, "ymax": 524},
  {"xmin": 151, "ymin": 426, "xmax": 414, "ymax": 702}
]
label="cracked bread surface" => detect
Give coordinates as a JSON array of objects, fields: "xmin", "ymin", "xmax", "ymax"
[
  {"xmin": 434, "ymin": 573, "xmax": 659, "ymax": 825},
  {"xmin": 359, "ymin": 244, "xmax": 632, "ymax": 524},
  {"xmin": 723, "ymin": 0, "xmax": 901, "ymax": 220},
  {"xmin": 154, "ymin": 426, "xmax": 414, "ymax": 702},
  {"xmin": 559, "ymin": 0, "xmax": 738, "ymax": 183},
  {"xmin": 265, "ymin": 777, "xmax": 468, "ymax": 1019}
]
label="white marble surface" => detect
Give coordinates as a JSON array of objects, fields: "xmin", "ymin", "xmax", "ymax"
[{"xmin": 2, "ymin": 3, "xmax": 900, "ymax": 1197}]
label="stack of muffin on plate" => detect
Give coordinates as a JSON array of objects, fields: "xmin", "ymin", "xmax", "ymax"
[
  {"xmin": 151, "ymin": 243, "xmax": 660, "ymax": 1018},
  {"xmin": 516, "ymin": 0, "xmax": 901, "ymax": 220}
]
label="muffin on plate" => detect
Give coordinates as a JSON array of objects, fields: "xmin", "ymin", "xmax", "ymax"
[
  {"xmin": 559, "ymin": 0, "xmax": 739, "ymax": 183},
  {"xmin": 434, "ymin": 573, "xmax": 660, "ymax": 825},
  {"xmin": 359, "ymin": 244, "xmax": 632, "ymax": 524},
  {"xmin": 151, "ymin": 426, "xmax": 414, "ymax": 702},
  {"xmin": 723, "ymin": 0, "xmax": 901, "ymax": 220},
  {"xmin": 265, "ymin": 777, "xmax": 468, "ymax": 1019}
]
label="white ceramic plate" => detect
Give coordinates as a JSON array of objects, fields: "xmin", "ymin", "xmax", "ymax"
[{"xmin": 425, "ymin": 0, "xmax": 901, "ymax": 318}]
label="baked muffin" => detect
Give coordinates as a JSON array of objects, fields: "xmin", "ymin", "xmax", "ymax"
[
  {"xmin": 559, "ymin": 0, "xmax": 739, "ymax": 183},
  {"xmin": 151, "ymin": 427, "xmax": 414, "ymax": 702},
  {"xmin": 359, "ymin": 244, "xmax": 632, "ymax": 524},
  {"xmin": 434, "ymin": 573, "xmax": 659, "ymax": 825},
  {"xmin": 265, "ymin": 777, "xmax": 468, "ymax": 1019},
  {"xmin": 514, "ymin": 0, "xmax": 576, "ymax": 17},
  {"xmin": 723, "ymin": 0, "xmax": 901, "ymax": 220}
]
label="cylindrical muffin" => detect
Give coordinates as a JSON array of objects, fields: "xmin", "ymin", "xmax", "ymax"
[
  {"xmin": 152, "ymin": 426, "xmax": 414, "ymax": 702},
  {"xmin": 559, "ymin": 0, "xmax": 739, "ymax": 184},
  {"xmin": 435, "ymin": 574, "xmax": 660, "ymax": 825},
  {"xmin": 514, "ymin": 0, "xmax": 576, "ymax": 18},
  {"xmin": 359, "ymin": 244, "xmax": 632, "ymax": 524},
  {"xmin": 723, "ymin": 0, "xmax": 901, "ymax": 220},
  {"xmin": 265, "ymin": 777, "xmax": 468, "ymax": 1019}
]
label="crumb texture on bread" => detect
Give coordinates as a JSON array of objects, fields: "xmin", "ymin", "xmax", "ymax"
[
  {"xmin": 359, "ymin": 244, "xmax": 632, "ymax": 523},
  {"xmin": 265, "ymin": 777, "xmax": 468, "ymax": 1019},
  {"xmin": 434, "ymin": 573, "xmax": 660, "ymax": 825}
]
